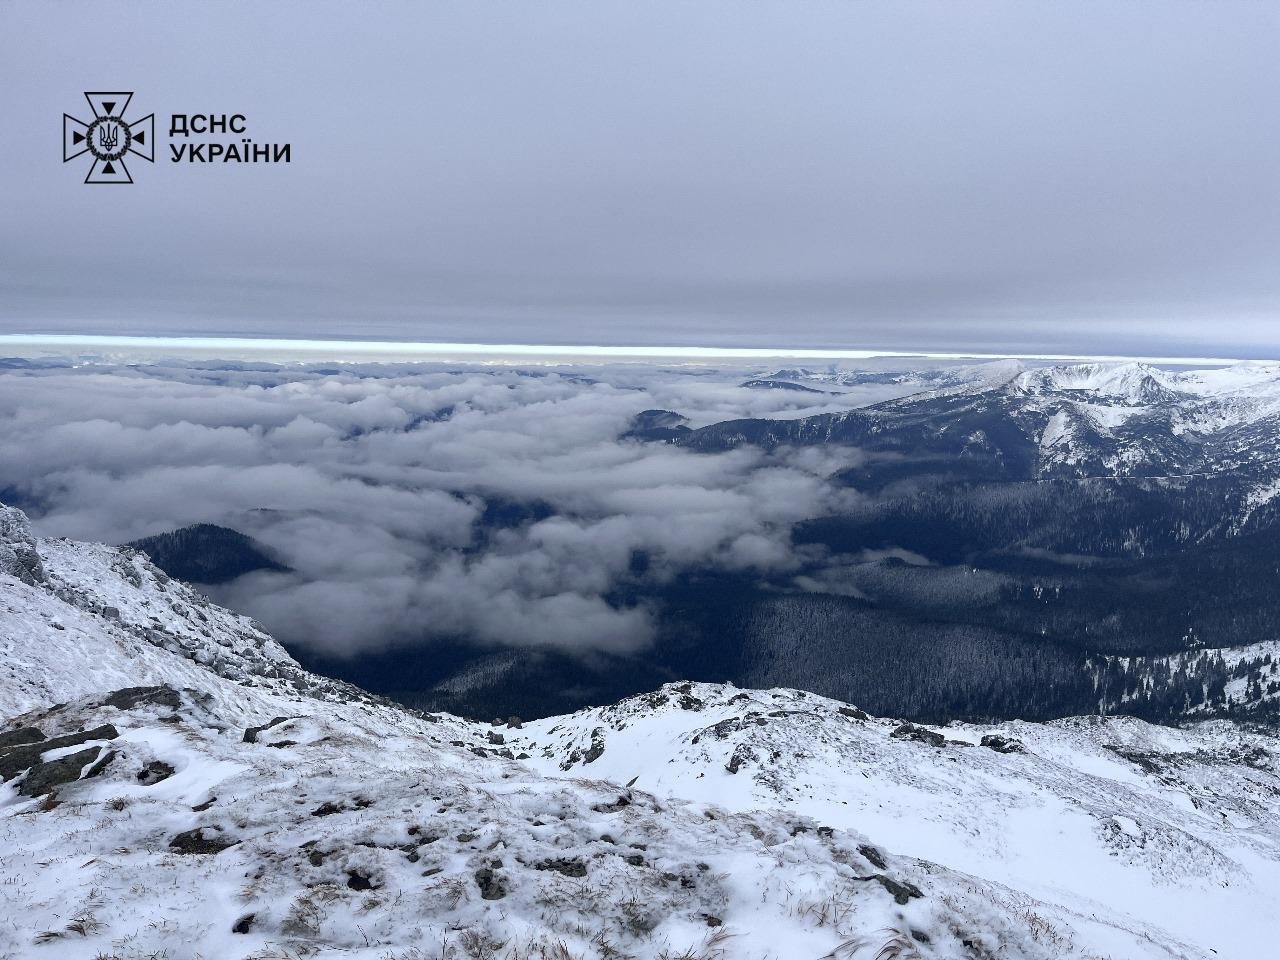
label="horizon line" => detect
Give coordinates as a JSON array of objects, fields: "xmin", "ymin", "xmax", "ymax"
[{"xmin": 0, "ymin": 333, "xmax": 1267, "ymax": 367}]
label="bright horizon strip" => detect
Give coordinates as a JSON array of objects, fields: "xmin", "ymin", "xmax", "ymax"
[{"xmin": 0, "ymin": 333, "xmax": 1266, "ymax": 367}]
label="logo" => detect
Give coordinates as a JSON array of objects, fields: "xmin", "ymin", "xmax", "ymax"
[{"xmin": 63, "ymin": 92, "xmax": 154, "ymax": 184}]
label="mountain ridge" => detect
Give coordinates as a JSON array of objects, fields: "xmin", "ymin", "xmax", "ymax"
[{"xmin": 2, "ymin": 506, "xmax": 1279, "ymax": 956}]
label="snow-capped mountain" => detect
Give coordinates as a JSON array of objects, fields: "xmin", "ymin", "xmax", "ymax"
[
  {"xmin": 3, "ymin": 505, "xmax": 1280, "ymax": 958},
  {"xmin": 689, "ymin": 359, "xmax": 1280, "ymax": 480}
]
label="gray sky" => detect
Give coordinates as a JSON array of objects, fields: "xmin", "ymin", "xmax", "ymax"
[{"xmin": 2, "ymin": 1, "xmax": 1279, "ymax": 357}]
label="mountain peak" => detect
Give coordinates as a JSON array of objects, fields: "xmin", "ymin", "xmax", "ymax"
[{"xmin": 1014, "ymin": 361, "xmax": 1186, "ymax": 404}]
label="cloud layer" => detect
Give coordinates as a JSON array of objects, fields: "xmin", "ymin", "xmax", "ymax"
[{"xmin": 0, "ymin": 360, "xmax": 900, "ymax": 657}]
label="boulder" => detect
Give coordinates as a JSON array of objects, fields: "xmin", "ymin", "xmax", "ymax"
[
  {"xmin": 890, "ymin": 723, "xmax": 946, "ymax": 748},
  {"xmin": 137, "ymin": 760, "xmax": 176, "ymax": 785},
  {"xmin": 243, "ymin": 716, "xmax": 291, "ymax": 744},
  {"xmin": 980, "ymin": 734, "xmax": 1026, "ymax": 754},
  {"xmin": 18, "ymin": 746, "xmax": 113, "ymax": 797},
  {"xmin": 0, "ymin": 724, "xmax": 119, "ymax": 781}
]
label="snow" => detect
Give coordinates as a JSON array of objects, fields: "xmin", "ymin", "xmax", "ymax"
[
  {"xmin": 520, "ymin": 683, "xmax": 1280, "ymax": 959},
  {"xmin": 2, "ymin": 512, "xmax": 1279, "ymax": 958}
]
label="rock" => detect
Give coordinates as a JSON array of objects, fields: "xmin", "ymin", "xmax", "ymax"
[
  {"xmin": 980, "ymin": 734, "xmax": 1026, "ymax": 754},
  {"xmin": 0, "ymin": 506, "xmax": 46, "ymax": 585},
  {"xmin": 474, "ymin": 867, "xmax": 507, "ymax": 900},
  {"xmin": 592, "ymin": 794, "xmax": 631, "ymax": 813},
  {"xmin": 101, "ymin": 606, "xmax": 121, "ymax": 621},
  {"xmin": 19, "ymin": 746, "xmax": 113, "ymax": 797},
  {"xmin": 725, "ymin": 745, "xmax": 756, "ymax": 774},
  {"xmin": 102, "ymin": 686, "xmax": 181, "ymax": 712},
  {"xmin": 169, "ymin": 827, "xmax": 239, "ymax": 855},
  {"xmin": 890, "ymin": 723, "xmax": 946, "ymax": 748},
  {"xmin": 137, "ymin": 760, "xmax": 176, "ymax": 785},
  {"xmin": 536, "ymin": 857, "xmax": 587, "ymax": 877},
  {"xmin": 346, "ymin": 871, "xmax": 377, "ymax": 890},
  {"xmin": 243, "ymin": 716, "xmax": 291, "ymax": 743},
  {"xmin": 858, "ymin": 844, "xmax": 887, "ymax": 870},
  {"xmin": 0, "ymin": 724, "xmax": 119, "ymax": 781},
  {"xmin": 838, "ymin": 706, "xmax": 869, "ymax": 721},
  {"xmin": 583, "ymin": 729, "xmax": 606, "ymax": 764},
  {"xmin": 867, "ymin": 874, "xmax": 924, "ymax": 905},
  {"xmin": 0, "ymin": 727, "xmax": 44, "ymax": 751},
  {"xmin": 505, "ymin": 715, "xmax": 523, "ymax": 729},
  {"xmin": 486, "ymin": 730, "xmax": 505, "ymax": 745}
]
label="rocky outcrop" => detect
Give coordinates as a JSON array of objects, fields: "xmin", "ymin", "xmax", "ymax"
[
  {"xmin": 889, "ymin": 722, "xmax": 946, "ymax": 747},
  {"xmin": 0, "ymin": 724, "xmax": 119, "ymax": 782},
  {"xmin": 0, "ymin": 505, "xmax": 45, "ymax": 586}
]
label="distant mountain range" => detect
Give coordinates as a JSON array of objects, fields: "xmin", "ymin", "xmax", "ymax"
[
  {"xmin": 398, "ymin": 361, "xmax": 1280, "ymax": 725},
  {"xmin": 685, "ymin": 360, "xmax": 1280, "ymax": 492}
]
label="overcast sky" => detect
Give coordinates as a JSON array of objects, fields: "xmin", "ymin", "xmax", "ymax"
[{"xmin": 2, "ymin": 1, "xmax": 1279, "ymax": 357}]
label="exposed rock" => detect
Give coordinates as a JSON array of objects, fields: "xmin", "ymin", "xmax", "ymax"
[
  {"xmin": 0, "ymin": 505, "xmax": 46, "ymax": 585},
  {"xmin": 169, "ymin": 826, "xmax": 239, "ymax": 855},
  {"xmin": 243, "ymin": 716, "xmax": 291, "ymax": 743},
  {"xmin": 858, "ymin": 844, "xmax": 887, "ymax": 870},
  {"xmin": 890, "ymin": 722, "xmax": 946, "ymax": 748},
  {"xmin": 346, "ymin": 870, "xmax": 377, "ymax": 890},
  {"xmin": 474, "ymin": 867, "xmax": 507, "ymax": 900},
  {"xmin": 536, "ymin": 857, "xmax": 587, "ymax": 877},
  {"xmin": 725, "ymin": 745, "xmax": 756, "ymax": 775},
  {"xmin": 19, "ymin": 746, "xmax": 113, "ymax": 796},
  {"xmin": 865, "ymin": 873, "xmax": 924, "ymax": 905},
  {"xmin": 981, "ymin": 734, "xmax": 1026, "ymax": 754},
  {"xmin": 137, "ymin": 760, "xmax": 176, "ymax": 785},
  {"xmin": 0, "ymin": 727, "xmax": 44, "ymax": 751},
  {"xmin": 103, "ymin": 686, "xmax": 182, "ymax": 712},
  {"xmin": 838, "ymin": 706, "xmax": 869, "ymax": 721},
  {"xmin": 583, "ymin": 729, "xmax": 606, "ymax": 764},
  {"xmin": 0, "ymin": 724, "xmax": 119, "ymax": 781},
  {"xmin": 592, "ymin": 794, "xmax": 632, "ymax": 813}
]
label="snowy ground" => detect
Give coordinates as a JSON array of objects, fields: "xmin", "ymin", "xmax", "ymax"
[
  {"xmin": 2, "ymin": 506, "xmax": 1278, "ymax": 958},
  {"xmin": 518, "ymin": 684, "xmax": 1280, "ymax": 959}
]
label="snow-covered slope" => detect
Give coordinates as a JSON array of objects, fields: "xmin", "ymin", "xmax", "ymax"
[
  {"xmin": 3, "ymin": 507, "xmax": 1279, "ymax": 958},
  {"xmin": 518, "ymin": 682, "xmax": 1280, "ymax": 960}
]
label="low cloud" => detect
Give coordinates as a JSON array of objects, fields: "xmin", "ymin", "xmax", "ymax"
[{"xmin": 0, "ymin": 359, "xmax": 895, "ymax": 656}]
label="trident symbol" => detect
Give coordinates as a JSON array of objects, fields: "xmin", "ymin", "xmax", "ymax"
[{"xmin": 99, "ymin": 122, "xmax": 119, "ymax": 151}]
